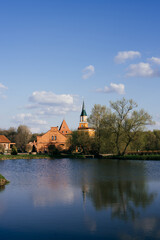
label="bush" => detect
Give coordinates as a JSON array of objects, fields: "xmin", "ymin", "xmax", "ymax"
[
  {"xmin": 11, "ymin": 145, "xmax": 17, "ymax": 155},
  {"xmin": 48, "ymin": 144, "xmax": 60, "ymax": 156}
]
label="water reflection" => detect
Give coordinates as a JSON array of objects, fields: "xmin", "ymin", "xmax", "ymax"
[
  {"xmin": 0, "ymin": 159, "xmax": 158, "ymax": 240},
  {"xmin": 80, "ymin": 160, "xmax": 155, "ymax": 221},
  {"xmin": 0, "ymin": 185, "xmax": 5, "ymax": 192}
]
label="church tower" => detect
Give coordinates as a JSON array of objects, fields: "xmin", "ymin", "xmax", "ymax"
[
  {"xmin": 78, "ymin": 101, "xmax": 95, "ymax": 136},
  {"xmin": 78, "ymin": 101, "xmax": 88, "ymax": 129}
]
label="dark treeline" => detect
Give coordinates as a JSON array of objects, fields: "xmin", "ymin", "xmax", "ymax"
[{"xmin": 68, "ymin": 130, "xmax": 160, "ymax": 156}]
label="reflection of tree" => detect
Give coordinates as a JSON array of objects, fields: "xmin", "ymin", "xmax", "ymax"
[
  {"xmin": 0, "ymin": 186, "xmax": 5, "ymax": 192},
  {"xmin": 81, "ymin": 160, "xmax": 155, "ymax": 221}
]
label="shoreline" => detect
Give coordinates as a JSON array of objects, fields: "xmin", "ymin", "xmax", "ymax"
[
  {"xmin": 1, "ymin": 153, "xmax": 160, "ymax": 161},
  {"xmin": 0, "ymin": 174, "xmax": 9, "ymax": 186}
]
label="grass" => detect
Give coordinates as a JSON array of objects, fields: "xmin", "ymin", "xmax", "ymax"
[
  {"xmin": 1, "ymin": 153, "xmax": 160, "ymax": 161},
  {"xmin": 102, "ymin": 154, "xmax": 160, "ymax": 160},
  {"xmin": 0, "ymin": 174, "xmax": 9, "ymax": 185},
  {"xmin": 0, "ymin": 153, "xmax": 88, "ymax": 160},
  {"xmin": 0, "ymin": 154, "xmax": 50, "ymax": 160},
  {"xmin": 0, "ymin": 174, "xmax": 5, "ymax": 180}
]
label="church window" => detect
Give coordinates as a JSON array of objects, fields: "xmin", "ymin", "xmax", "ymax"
[
  {"xmin": 55, "ymin": 136, "xmax": 57, "ymax": 140},
  {"xmin": 81, "ymin": 124, "xmax": 83, "ymax": 127},
  {"xmin": 52, "ymin": 136, "xmax": 54, "ymax": 140}
]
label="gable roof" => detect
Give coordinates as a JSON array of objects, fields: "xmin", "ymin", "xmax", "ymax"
[
  {"xmin": 59, "ymin": 119, "xmax": 71, "ymax": 134},
  {"xmin": 0, "ymin": 135, "xmax": 11, "ymax": 143}
]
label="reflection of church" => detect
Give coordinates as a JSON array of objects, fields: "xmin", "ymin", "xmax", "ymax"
[{"xmin": 36, "ymin": 101, "xmax": 94, "ymax": 153}]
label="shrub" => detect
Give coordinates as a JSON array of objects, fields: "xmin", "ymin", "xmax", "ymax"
[
  {"xmin": 48, "ymin": 144, "xmax": 60, "ymax": 156},
  {"xmin": 11, "ymin": 145, "xmax": 17, "ymax": 155}
]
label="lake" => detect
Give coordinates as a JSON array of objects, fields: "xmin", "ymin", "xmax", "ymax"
[{"xmin": 0, "ymin": 158, "xmax": 160, "ymax": 240}]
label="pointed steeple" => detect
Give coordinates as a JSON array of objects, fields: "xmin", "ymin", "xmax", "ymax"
[
  {"xmin": 80, "ymin": 101, "xmax": 88, "ymax": 123},
  {"xmin": 80, "ymin": 101, "xmax": 87, "ymax": 117}
]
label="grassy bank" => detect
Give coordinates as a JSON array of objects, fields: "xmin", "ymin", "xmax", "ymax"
[
  {"xmin": 0, "ymin": 174, "xmax": 9, "ymax": 186},
  {"xmin": 0, "ymin": 153, "xmax": 87, "ymax": 160},
  {"xmin": 102, "ymin": 154, "xmax": 160, "ymax": 160},
  {"xmin": 0, "ymin": 154, "xmax": 50, "ymax": 160},
  {"xmin": 1, "ymin": 153, "xmax": 160, "ymax": 161}
]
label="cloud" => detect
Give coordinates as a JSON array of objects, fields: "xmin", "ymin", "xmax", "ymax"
[
  {"xmin": 126, "ymin": 62, "xmax": 160, "ymax": 77},
  {"xmin": 149, "ymin": 57, "xmax": 160, "ymax": 65},
  {"xmin": 0, "ymin": 83, "xmax": 7, "ymax": 89},
  {"xmin": 82, "ymin": 65, "xmax": 95, "ymax": 79},
  {"xmin": 115, "ymin": 51, "xmax": 141, "ymax": 64},
  {"xmin": 28, "ymin": 91, "xmax": 79, "ymax": 114},
  {"xmin": 12, "ymin": 113, "xmax": 47, "ymax": 126},
  {"xmin": 27, "ymin": 91, "xmax": 79, "ymax": 116},
  {"xmin": 0, "ymin": 83, "xmax": 8, "ymax": 99},
  {"xmin": 96, "ymin": 83, "xmax": 125, "ymax": 95},
  {"xmin": 29, "ymin": 91, "xmax": 73, "ymax": 105},
  {"xmin": 13, "ymin": 91, "xmax": 80, "ymax": 132}
]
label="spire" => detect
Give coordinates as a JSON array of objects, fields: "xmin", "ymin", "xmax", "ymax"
[{"xmin": 80, "ymin": 100, "xmax": 87, "ymax": 117}]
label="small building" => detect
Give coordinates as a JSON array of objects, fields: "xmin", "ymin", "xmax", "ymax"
[
  {"xmin": 36, "ymin": 120, "xmax": 71, "ymax": 153},
  {"xmin": 0, "ymin": 135, "xmax": 15, "ymax": 152},
  {"xmin": 78, "ymin": 101, "xmax": 95, "ymax": 136}
]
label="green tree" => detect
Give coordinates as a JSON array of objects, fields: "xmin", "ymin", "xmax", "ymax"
[
  {"xmin": 110, "ymin": 98, "xmax": 153, "ymax": 155},
  {"xmin": 68, "ymin": 131, "xmax": 94, "ymax": 154},
  {"xmin": 88, "ymin": 104, "xmax": 112, "ymax": 154}
]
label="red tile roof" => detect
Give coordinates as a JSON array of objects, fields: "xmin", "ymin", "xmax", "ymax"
[{"xmin": 0, "ymin": 135, "xmax": 11, "ymax": 143}]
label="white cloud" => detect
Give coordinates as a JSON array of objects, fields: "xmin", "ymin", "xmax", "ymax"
[
  {"xmin": 126, "ymin": 62, "xmax": 160, "ymax": 77},
  {"xmin": 0, "ymin": 83, "xmax": 7, "ymax": 89},
  {"xmin": 29, "ymin": 91, "xmax": 73, "ymax": 105},
  {"xmin": 13, "ymin": 91, "xmax": 80, "ymax": 132},
  {"xmin": 27, "ymin": 91, "xmax": 79, "ymax": 116},
  {"xmin": 115, "ymin": 51, "xmax": 141, "ymax": 64},
  {"xmin": 149, "ymin": 57, "xmax": 160, "ymax": 65},
  {"xmin": 12, "ymin": 113, "xmax": 47, "ymax": 126},
  {"xmin": 0, "ymin": 83, "xmax": 8, "ymax": 99},
  {"xmin": 82, "ymin": 65, "xmax": 95, "ymax": 79},
  {"xmin": 96, "ymin": 83, "xmax": 125, "ymax": 95}
]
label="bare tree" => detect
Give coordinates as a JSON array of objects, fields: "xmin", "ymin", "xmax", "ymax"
[
  {"xmin": 16, "ymin": 125, "xmax": 32, "ymax": 152},
  {"xmin": 110, "ymin": 98, "xmax": 153, "ymax": 155}
]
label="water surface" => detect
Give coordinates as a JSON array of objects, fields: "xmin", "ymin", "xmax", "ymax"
[{"xmin": 0, "ymin": 158, "xmax": 160, "ymax": 240}]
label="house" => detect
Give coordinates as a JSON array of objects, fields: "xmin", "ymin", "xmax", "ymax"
[
  {"xmin": 36, "ymin": 120, "xmax": 71, "ymax": 153},
  {"xmin": 0, "ymin": 135, "xmax": 15, "ymax": 152}
]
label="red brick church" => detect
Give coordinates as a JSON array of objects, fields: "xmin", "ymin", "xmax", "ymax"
[
  {"xmin": 35, "ymin": 101, "xmax": 95, "ymax": 153},
  {"xmin": 36, "ymin": 120, "xmax": 71, "ymax": 153}
]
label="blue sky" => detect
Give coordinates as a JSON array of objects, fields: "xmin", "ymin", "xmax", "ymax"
[{"xmin": 1, "ymin": 0, "xmax": 160, "ymax": 132}]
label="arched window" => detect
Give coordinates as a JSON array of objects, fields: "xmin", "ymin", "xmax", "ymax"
[
  {"xmin": 52, "ymin": 136, "xmax": 54, "ymax": 140},
  {"xmin": 55, "ymin": 136, "xmax": 57, "ymax": 140}
]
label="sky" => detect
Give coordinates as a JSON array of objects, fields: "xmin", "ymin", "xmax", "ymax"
[{"xmin": 0, "ymin": 0, "xmax": 160, "ymax": 132}]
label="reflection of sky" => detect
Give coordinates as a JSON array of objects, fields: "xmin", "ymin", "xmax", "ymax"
[
  {"xmin": 33, "ymin": 184, "xmax": 75, "ymax": 207},
  {"xmin": 0, "ymin": 159, "xmax": 160, "ymax": 239}
]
